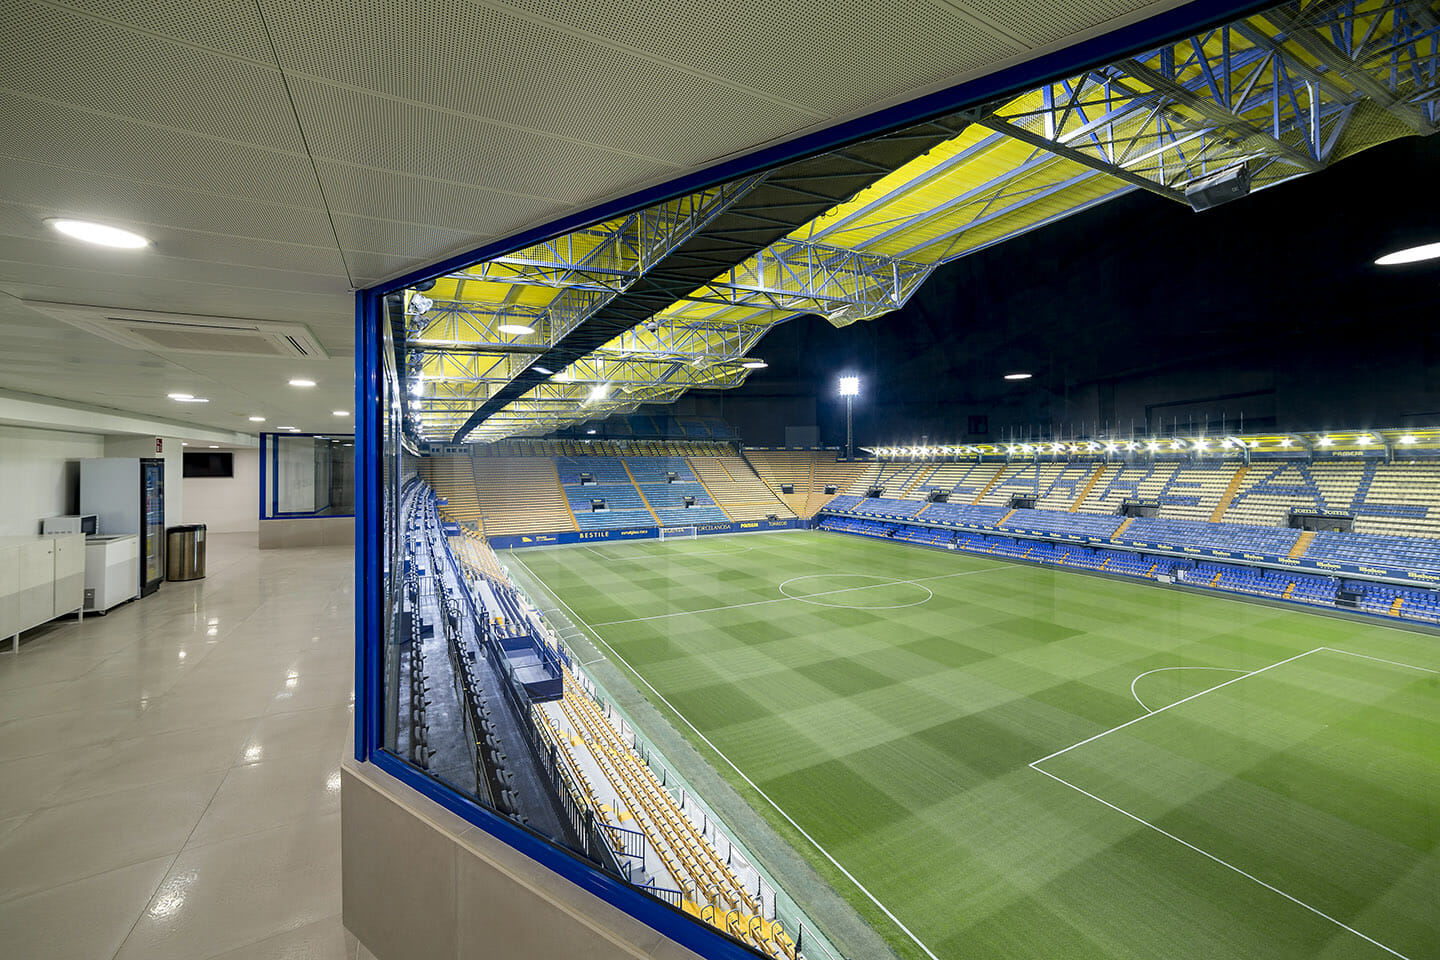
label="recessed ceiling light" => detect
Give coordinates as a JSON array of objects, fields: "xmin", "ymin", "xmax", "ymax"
[
  {"xmin": 208, "ymin": 445, "xmax": 219, "ymax": 449},
  {"xmin": 1375, "ymin": 241, "xmax": 1440, "ymax": 266},
  {"xmin": 741, "ymin": 360, "xmax": 768, "ymax": 369},
  {"xmin": 167, "ymin": 392, "xmax": 193, "ymax": 399},
  {"xmin": 332, "ymin": 410, "xmax": 349, "ymax": 417},
  {"xmin": 174, "ymin": 397, "xmax": 209, "ymax": 403},
  {"xmin": 288, "ymin": 379, "xmax": 316, "ymax": 387},
  {"xmin": 1003, "ymin": 372, "xmax": 1032, "ymax": 380},
  {"xmin": 248, "ymin": 416, "xmax": 265, "ymax": 422},
  {"xmin": 497, "ymin": 323, "xmax": 535, "ymax": 335},
  {"xmin": 276, "ymin": 425, "xmax": 297, "ymax": 431},
  {"xmin": 181, "ymin": 442, "xmax": 189, "ymax": 446},
  {"xmin": 47, "ymin": 218, "xmax": 149, "ymax": 248}
]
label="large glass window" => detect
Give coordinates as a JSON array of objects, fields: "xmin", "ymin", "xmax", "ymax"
[{"xmin": 261, "ymin": 433, "xmax": 355, "ymax": 519}]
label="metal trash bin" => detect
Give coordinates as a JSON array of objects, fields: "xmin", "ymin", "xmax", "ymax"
[{"xmin": 165, "ymin": 524, "xmax": 207, "ymax": 581}]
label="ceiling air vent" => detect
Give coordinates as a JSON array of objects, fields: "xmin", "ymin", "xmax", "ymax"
[{"xmin": 23, "ymin": 302, "xmax": 328, "ymax": 359}]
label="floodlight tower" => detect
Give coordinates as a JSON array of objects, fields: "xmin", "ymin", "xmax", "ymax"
[{"xmin": 838, "ymin": 375, "xmax": 860, "ymax": 460}]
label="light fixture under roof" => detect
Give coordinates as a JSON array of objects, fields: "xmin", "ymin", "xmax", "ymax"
[
  {"xmin": 838, "ymin": 376, "xmax": 860, "ymax": 397},
  {"xmin": 497, "ymin": 323, "xmax": 535, "ymax": 335},
  {"xmin": 1320, "ymin": 436, "xmax": 1334, "ymax": 446},
  {"xmin": 587, "ymin": 384, "xmax": 609, "ymax": 402},
  {"xmin": 289, "ymin": 378, "xmax": 316, "ymax": 387},
  {"xmin": 248, "ymin": 416, "xmax": 265, "ymax": 422},
  {"xmin": 741, "ymin": 360, "xmax": 768, "ymax": 369},
  {"xmin": 586, "ymin": 428, "xmax": 597, "ymax": 435},
  {"xmin": 174, "ymin": 397, "xmax": 209, "ymax": 403},
  {"xmin": 167, "ymin": 392, "xmax": 192, "ymax": 399},
  {"xmin": 276, "ymin": 425, "xmax": 298, "ymax": 431},
  {"xmin": 332, "ymin": 410, "xmax": 349, "ymax": 417},
  {"xmin": 1375, "ymin": 241, "xmax": 1440, "ymax": 266},
  {"xmin": 1003, "ymin": 372, "xmax": 1032, "ymax": 380},
  {"xmin": 208, "ymin": 445, "xmax": 219, "ymax": 449},
  {"xmin": 1401, "ymin": 434, "xmax": 1417, "ymax": 444},
  {"xmin": 47, "ymin": 218, "xmax": 149, "ymax": 249},
  {"xmin": 532, "ymin": 366, "xmax": 553, "ymax": 376}
]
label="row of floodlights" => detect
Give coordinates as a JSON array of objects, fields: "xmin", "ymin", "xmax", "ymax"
[{"xmin": 874, "ymin": 435, "xmax": 1422, "ymax": 457}]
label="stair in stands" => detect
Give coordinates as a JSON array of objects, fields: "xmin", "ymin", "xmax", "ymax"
[
  {"xmin": 1287, "ymin": 529, "xmax": 1317, "ymax": 558},
  {"xmin": 1114, "ymin": 516, "xmax": 1135, "ymax": 538},
  {"xmin": 998, "ymin": 508, "xmax": 1016, "ymax": 526},
  {"xmin": 1071, "ymin": 463, "xmax": 1108, "ymax": 512},
  {"xmin": 1389, "ymin": 596, "xmax": 1404, "ymax": 616},
  {"xmin": 1283, "ymin": 582, "xmax": 1295, "ymax": 599},
  {"xmin": 970, "ymin": 465, "xmax": 1008, "ymax": 505},
  {"xmin": 621, "ymin": 460, "xmax": 663, "ymax": 525},
  {"xmin": 1209, "ymin": 464, "xmax": 1250, "ymax": 521}
]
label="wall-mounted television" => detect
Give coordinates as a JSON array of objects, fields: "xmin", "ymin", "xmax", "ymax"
[{"xmin": 183, "ymin": 451, "xmax": 234, "ymax": 478}]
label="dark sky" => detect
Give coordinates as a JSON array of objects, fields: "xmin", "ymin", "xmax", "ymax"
[{"xmin": 695, "ymin": 132, "xmax": 1440, "ymax": 447}]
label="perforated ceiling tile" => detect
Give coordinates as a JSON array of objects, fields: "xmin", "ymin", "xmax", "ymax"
[
  {"xmin": 328, "ymin": 214, "xmax": 477, "ymax": 263},
  {"xmin": 0, "ymin": 1, "xmax": 303, "ymax": 152},
  {"xmin": 287, "ymin": 78, "xmax": 679, "ymax": 204},
  {"xmin": 0, "ymin": 93, "xmax": 324, "ymax": 209},
  {"xmin": 50, "ymin": 0, "xmax": 276, "ymax": 61},
  {"xmin": 949, "ymin": 0, "xmax": 1162, "ymax": 48},
  {"xmin": 265, "ymin": 0, "xmax": 819, "ymax": 166},
  {"xmin": 314, "ymin": 161, "xmax": 551, "ymax": 236},
  {"xmin": 0, "ymin": 160, "xmax": 337, "ymax": 248},
  {"xmin": 0, "ymin": 275, "xmax": 348, "ymax": 331},
  {"xmin": 500, "ymin": 0, "xmax": 1019, "ymax": 113}
]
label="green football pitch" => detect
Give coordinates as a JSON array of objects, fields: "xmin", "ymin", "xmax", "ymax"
[{"xmin": 507, "ymin": 531, "xmax": 1438, "ymax": 960}]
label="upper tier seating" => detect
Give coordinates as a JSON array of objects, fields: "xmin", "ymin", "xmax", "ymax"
[
  {"xmin": 471, "ymin": 457, "xmax": 578, "ymax": 535},
  {"xmin": 687, "ymin": 456, "xmax": 795, "ymax": 521}
]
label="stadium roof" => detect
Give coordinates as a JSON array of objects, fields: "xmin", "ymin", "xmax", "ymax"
[{"xmin": 400, "ymin": 0, "xmax": 1440, "ymax": 443}]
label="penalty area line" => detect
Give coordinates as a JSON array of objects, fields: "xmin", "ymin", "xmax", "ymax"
[
  {"xmin": 1029, "ymin": 765, "xmax": 1413, "ymax": 960},
  {"xmin": 507, "ymin": 550, "xmax": 945, "ymax": 960}
]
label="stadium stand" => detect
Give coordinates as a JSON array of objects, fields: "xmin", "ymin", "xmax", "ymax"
[
  {"xmin": 1153, "ymin": 460, "xmax": 1234, "ymax": 520},
  {"xmin": 1305, "ymin": 530, "xmax": 1440, "ymax": 573},
  {"xmin": 686, "ymin": 456, "xmax": 795, "ymax": 521},
  {"xmin": 420, "ymin": 457, "xmax": 483, "ymax": 526},
  {"xmin": 743, "ymin": 449, "xmax": 879, "ymax": 516},
  {"xmin": 469, "ymin": 456, "xmax": 578, "ymax": 535}
]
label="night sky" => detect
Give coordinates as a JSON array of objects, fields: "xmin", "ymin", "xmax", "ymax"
[{"xmin": 693, "ymin": 132, "xmax": 1439, "ymax": 447}]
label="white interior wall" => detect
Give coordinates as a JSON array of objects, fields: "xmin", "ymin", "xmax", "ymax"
[
  {"xmin": 103, "ymin": 435, "xmax": 183, "ymax": 529},
  {"xmin": 0, "ymin": 424, "xmax": 106, "ymax": 536},
  {"xmin": 184, "ymin": 448, "xmax": 260, "ymax": 533}
]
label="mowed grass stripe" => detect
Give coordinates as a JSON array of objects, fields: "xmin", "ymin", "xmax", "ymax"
[{"xmin": 514, "ymin": 532, "xmax": 1438, "ymax": 960}]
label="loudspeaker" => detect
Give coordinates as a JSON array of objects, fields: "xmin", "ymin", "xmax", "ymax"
[{"xmin": 1185, "ymin": 162, "xmax": 1250, "ymax": 212}]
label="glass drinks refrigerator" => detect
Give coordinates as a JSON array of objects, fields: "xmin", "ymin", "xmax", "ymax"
[{"xmin": 80, "ymin": 457, "xmax": 166, "ymax": 596}]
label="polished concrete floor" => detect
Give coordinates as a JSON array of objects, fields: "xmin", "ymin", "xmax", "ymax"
[{"xmin": 0, "ymin": 535, "xmax": 361, "ymax": 960}]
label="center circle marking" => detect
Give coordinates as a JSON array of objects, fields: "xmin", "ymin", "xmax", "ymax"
[{"xmin": 778, "ymin": 574, "xmax": 933, "ymax": 610}]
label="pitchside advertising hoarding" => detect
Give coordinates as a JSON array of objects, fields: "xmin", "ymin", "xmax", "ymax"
[
  {"xmin": 817, "ymin": 509, "xmax": 1440, "ymax": 586},
  {"xmin": 488, "ymin": 517, "xmax": 803, "ymax": 550}
]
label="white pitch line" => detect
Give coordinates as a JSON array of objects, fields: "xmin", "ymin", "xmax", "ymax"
[
  {"xmin": 1320, "ymin": 646, "xmax": 1439, "ymax": 674},
  {"xmin": 1129, "ymin": 666, "xmax": 1252, "ymax": 713},
  {"xmin": 1030, "ymin": 765, "xmax": 1413, "ymax": 960},
  {"xmin": 508, "ymin": 551, "xmax": 944, "ymax": 960},
  {"xmin": 1032, "ymin": 648, "xmax": 1324, "ymax": 766},
  {"xmin": 592, "ymin": 565, "xmax": 1007, "ymax": 627}
]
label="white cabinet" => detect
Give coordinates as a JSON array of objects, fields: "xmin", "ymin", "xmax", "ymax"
[
  {"xmin": 85, "ymin": 535, "xmax": 139, "ymax": 613},
  {"xmin": 53, "ymin": 535, "xmax": 85, "ymax": 617},
  {"xmin": 0, "ymin": 534, "xmax": 85, "ymax": 652}
]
